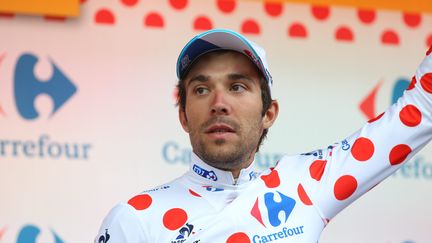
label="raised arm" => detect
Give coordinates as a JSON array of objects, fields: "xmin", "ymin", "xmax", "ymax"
[{"xmin": 301, "ymin": 48, "xmax": 432, "ymax": 220}]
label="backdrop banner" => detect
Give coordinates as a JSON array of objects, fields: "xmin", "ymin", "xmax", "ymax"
[{"xmin": 1, "ymin": 0, "xmax": 431, "ymax": 242}]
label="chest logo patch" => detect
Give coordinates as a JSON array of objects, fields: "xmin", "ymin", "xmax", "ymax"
[{"xmin": 250, "ymin": 191, "xmax": 296, "ymax": 227}]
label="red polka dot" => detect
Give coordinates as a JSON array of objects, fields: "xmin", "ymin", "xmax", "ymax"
[
  {"xmin": 121, "ymin": 0, "xmax": 139, "ymax": 7},
  {"xmin": 399, "ymin": 105, "xmax": 422, "ymax": 127},
  {"xmin": 241, "ymin": 19, "xmax": 260, "ymax": 35},
  {"xmin": 368, "ymin": 112, "xmax": 384, "ymax": 123},
  {"xmin": 311, "ymin": 5, "xmax": 330, "ymax": 20},
  {"xmin": 427, "ymin": 36, "xmax": 432, "ymax": 53},
  {"xmin": 144, "ymin": 12, "xmax": 164, "ymax": 28},
  {"xmin": 334, "ymin": 175, "xmax": 357, "ymax": 200},
  {"xmin": 95, "ymin": 9, "xmax": 115, "ymax": 25},
  {"xmin": 0, "ymin": 12, "xmax": 15, "ymax": 18},
  {"xmin": 44, "ymin": 16, "xmax": 67, "ymax": 21},
  {"xmin": 128, "ymin": 194, "xmax": 152, "ymax": 210},
  {"xmin": 381, "ymin": 30, "xmax": 399, "ymax": 45},
  {"xmin": 309, "ymin": 160, "xmax": 327, "ymax": 181},
  {"xmin": 407, "ymin": 76, "xmax": 416, "ymax": 91},
  {"xmin": 163, "ymin": 208, "xmax": 188, "ymax": 230},
  {"xmin": 351, "ymin": 137, "xmax": 375, "ymax": 161},
  {"xmin": 189, "ymin": 189, "xmax": 201, "ymax": 197},
  {"xmin": 226, "ymin": 232, "xmax": 250, "ymax": 243},
  {"xmin": 217, "ymin": 0, "xmax": 236, "ymax": 13},
  {"xmin": 193, "ymin": 16, "xmax": 213, "ymax": 31},
  {"xmin": 169, "ymin": 0, "xmax": 188, "ymax": 10},
  {"xmin": 264, "ymin": 2, "xmax": 283, "ymax": 17},
  {"xmin": 288, "ymin": 23, "xmax": 307, "ymax": 38},
  {"xmin": 335, "ymin": 26, "xmax": 354, "ymax": 42},
  {"xmin": 297, "ymin": 184, "xmax": 313, "ymax": 206},
  {"xmin": 260, "ymin": 169, "xmax": 280, "ymax": 188},
  {"xmin": 357, "ymin": 9, "xmax": 375, "ymax": 24},
  {"xmin": 403, "ymin": 12, "xmax": 421, "ymax": 28},
  {"xmin": 420, "ymin": 73, "xmax": 432, "ymax": 93},
  {"xmin": 389, "ymin": 144, "xmax": 412, "ymax": 165}
]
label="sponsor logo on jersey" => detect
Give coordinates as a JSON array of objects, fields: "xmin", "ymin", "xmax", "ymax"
[
  {"xmin": 250, "ymin": 191, "xmax": 305, "ymax": 242},
  {"xmin": 193, "ymin": 164, "xmax": 218, "ymax": 181},
  {"xmin": 301, "ymin": 149, "xmax": 323, "ymax": 159},
  {"xmin": 252, "ymin": 226, "xmax": 305, "ymax": 243},
  {"xmin": 202, "ymin": 185, "xmax": 224, "ymax": 192},
  {"xmin": 251, "ymin": 191, "xmax": 296, "ymax": 227},
  {"xmin": 249, "ymin": 171, "xmax": 259, "ymax": 181},
  {"xmin": 171, "ymin": 223, "xmax": 194, "ymax": 243},
  {"xmin": 143, "ymin": 185, "xmax": 171, "ymax": 193},
  {"xmin": 98, "ymin": 229, "xmax": 110, "ymax": 243},
  {"xmin": 341, "ymin": 139, "xmax": 351, "ymax": 151}
]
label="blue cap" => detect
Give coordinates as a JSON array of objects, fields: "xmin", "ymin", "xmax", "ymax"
[{"xmin": 176, "ymin": 29, "xmax": 273, "ymax": 88}]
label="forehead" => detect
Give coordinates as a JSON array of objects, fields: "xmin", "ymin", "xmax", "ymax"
[{"xmin": 183, "ymin": 50, "xmax": 262, "ymax": 81}]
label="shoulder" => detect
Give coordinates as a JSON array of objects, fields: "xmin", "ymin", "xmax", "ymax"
[
  {"xmin": 95, "ymin": 176, "xmax": 191, "ymax": 242},
  {"xmin": 274, "ymin": 147, "xmax": 333, "ymax": 176},
  {"xmin": 95, "ymin": 203, "xmax": 147, "ymax": 242}
]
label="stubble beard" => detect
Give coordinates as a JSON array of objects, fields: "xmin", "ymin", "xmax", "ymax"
[{"xmin": 191, "ymin": 117, "xmax": 261, "ymax": 172}]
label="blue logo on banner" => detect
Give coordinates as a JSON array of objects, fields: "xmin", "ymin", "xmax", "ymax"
[
  {"xmin": 392, "ymin": 78, "xmax": 410, "ymax": 105},
  {"xmin": 17, "ymin": 224, "xmax": 64, "ymax": 243},
  {"xmin": 14, "ymin": 53, "xmax": 77, "ymax": 120}
]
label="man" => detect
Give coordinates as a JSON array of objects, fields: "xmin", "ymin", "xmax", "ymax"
[{"xmin": 96, "ymin": 29, "xmax": 432, "ymax": 242}]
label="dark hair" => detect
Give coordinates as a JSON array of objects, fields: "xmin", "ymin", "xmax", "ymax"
[{"xmin": 176, "ymin": 69, "xmax": 273, "ymax": 152}]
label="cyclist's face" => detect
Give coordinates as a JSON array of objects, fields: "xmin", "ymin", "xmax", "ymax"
[{"xmin": 179, "ymin": 51, "xmax": 277, "ymax": 175}]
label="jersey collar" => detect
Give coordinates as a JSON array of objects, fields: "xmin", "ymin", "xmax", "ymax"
[{"xmin": 189, "ymin": 152, "xmax": 259, "ymax": 186}]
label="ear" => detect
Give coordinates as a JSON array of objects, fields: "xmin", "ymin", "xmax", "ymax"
[
  {"xmin": 178, "ymin": 108, "xmax": 190, "ymax": 133},
  {"xmin": 262, "ymin": 100, "xmax": 279, "ymax": 129}
]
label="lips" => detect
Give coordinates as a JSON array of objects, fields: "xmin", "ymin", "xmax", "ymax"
[{"xmin": 205, "ymin": 124, "xmax": 235, "ymax": 134}]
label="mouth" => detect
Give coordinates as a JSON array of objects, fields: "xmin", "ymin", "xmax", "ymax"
[{"xmin": 205, "ymin": 124, "xmax": 236, "ymax": 134}]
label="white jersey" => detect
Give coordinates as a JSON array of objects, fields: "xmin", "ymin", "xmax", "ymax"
[{"xmin": 96, "ymin": 50, "xmax": 432, "ymax": 243}]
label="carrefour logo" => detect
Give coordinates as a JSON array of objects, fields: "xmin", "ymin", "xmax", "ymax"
[
  {"xmin": 250, "ymin": 191, "xmax": 305, "ymax": 243},
  {"xmin": 251, "ymin": 191, "xmax": 296, "ymax": 227},
  {"xmin": 17, "ymin": 224, "xmax": 64, "ymax": 243},
  {"xmin": 0, "ymin": 224, "xmax": 64, "ymax": 243},
  {"xmin": 0, "ymin": 52, "xmax": 92, "ymax": 161},
  {"xmin": 359, "ymin": 77, "xmax": 410, "ymax": 120},
  {"xmin": 1, "ymin": 52, "xmax": 77, "ymax": 120}
]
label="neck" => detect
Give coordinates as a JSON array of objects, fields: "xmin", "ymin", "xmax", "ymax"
[
  {"xmin": 196, "ymin": 152, "xmax": 256, "ymax": 179},
  {"xmin": 190, "ymin": 152, "xmax": 258, "ymax": 185}
]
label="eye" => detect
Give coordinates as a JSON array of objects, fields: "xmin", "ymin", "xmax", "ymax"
[
  {"xmin": 195, "ymin": 86, "xmax": 209, "ymax": 95},
  {"xmin": 230, "ymin": 83, "xmax": 246, "ymax": 92}
]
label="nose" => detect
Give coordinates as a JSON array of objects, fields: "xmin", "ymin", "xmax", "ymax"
[{"xmin": 210, "ymin": 90, "xmax": 230, "ymax": 115}]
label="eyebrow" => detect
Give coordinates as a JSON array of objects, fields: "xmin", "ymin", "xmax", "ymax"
[
  {"xmin": 188, "ymin": 75, "xmax": 209, "ymax": 85},
  {"xmin": 227, "ymin": 73, "xmax": 254, "ymax": 82},
  {"xmin": 188, "ymin": 73, "xmax": 254, "ymax": 85}
]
